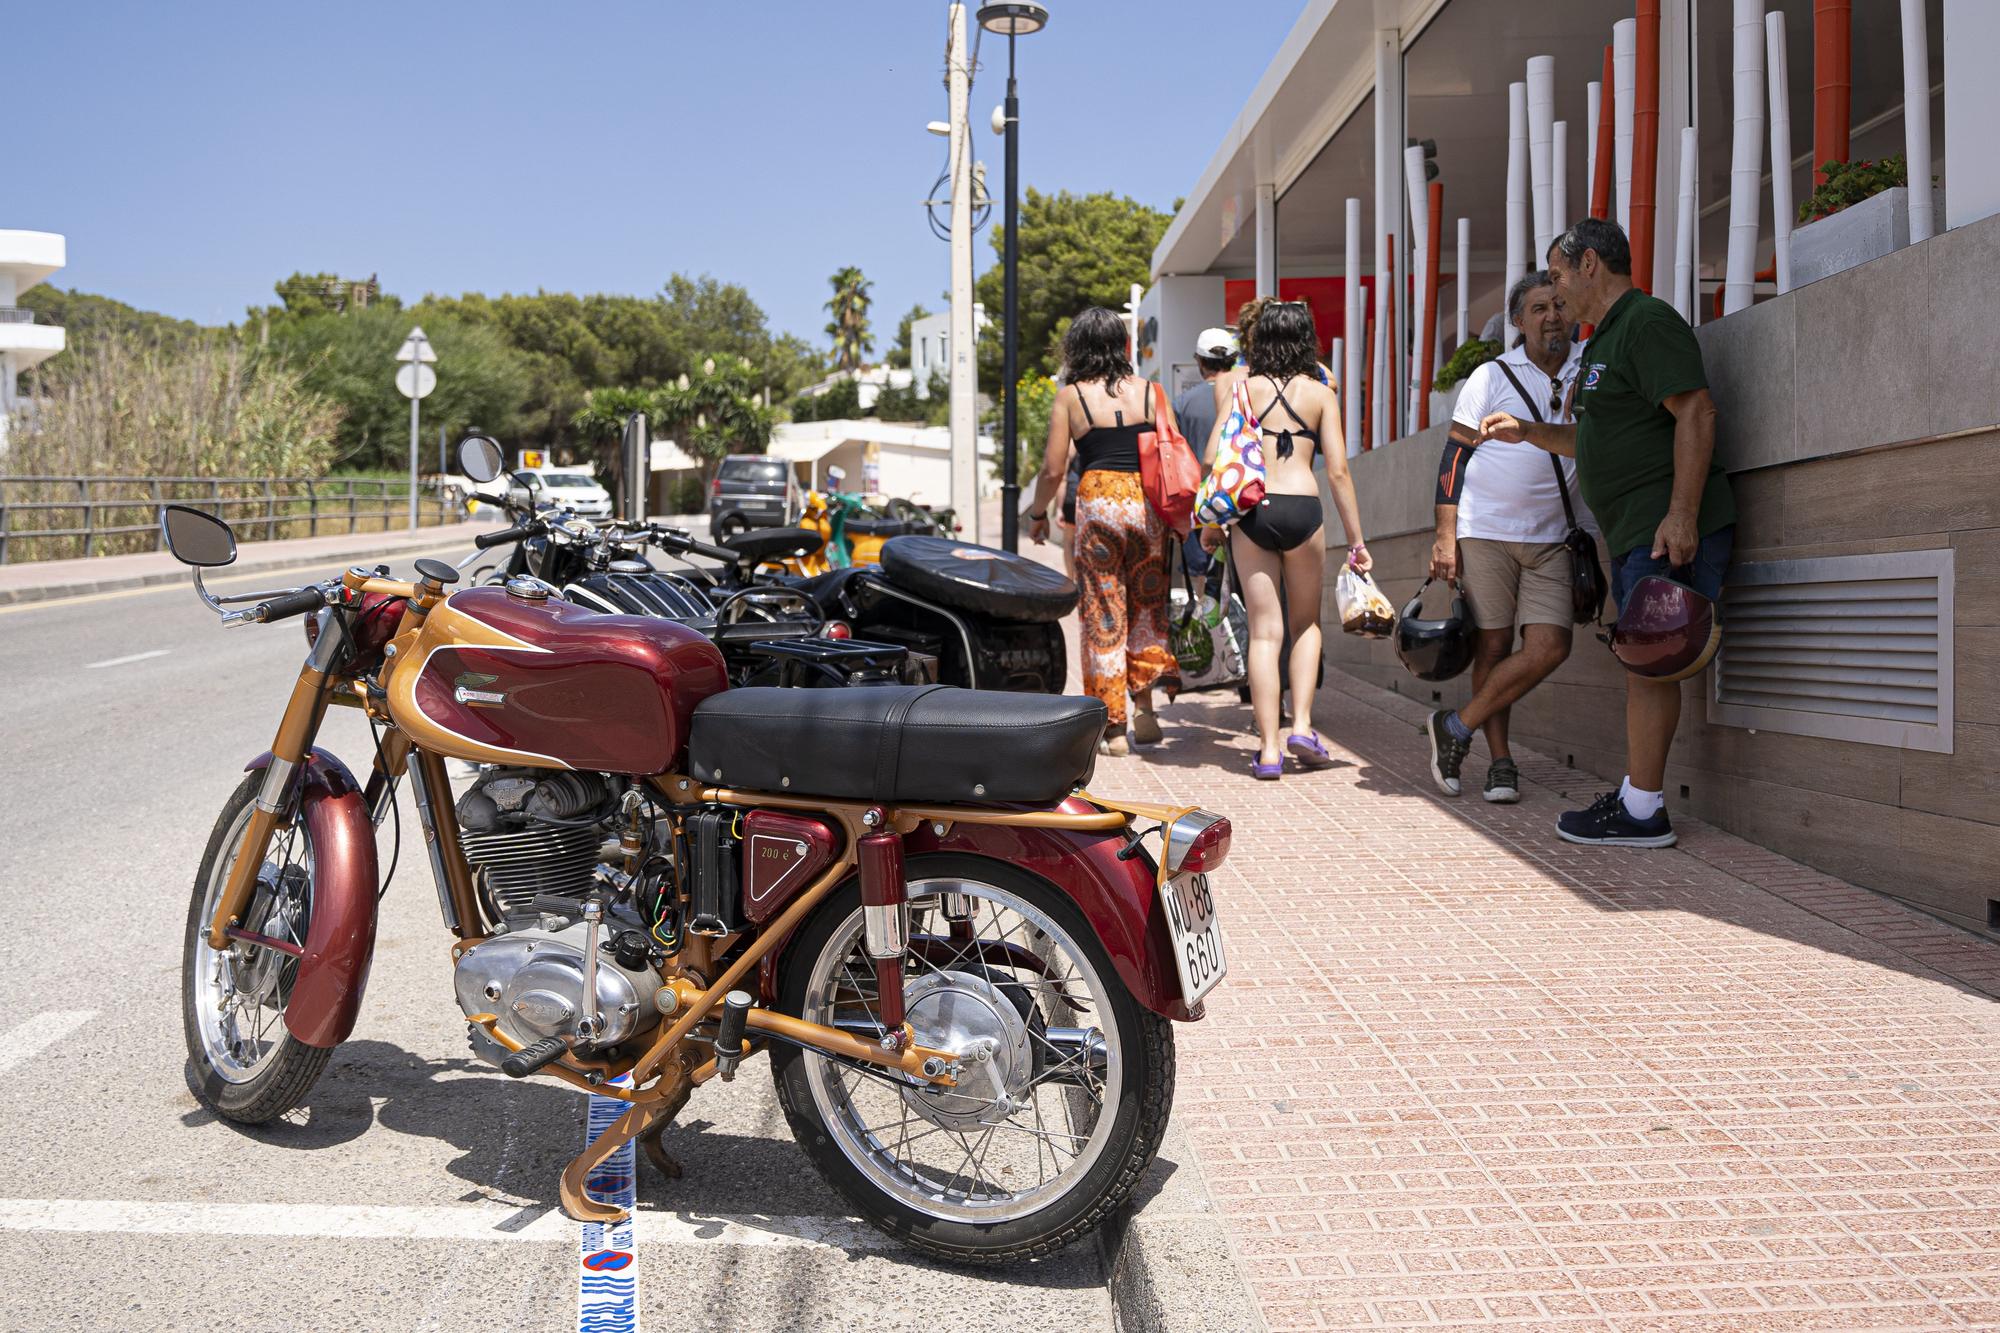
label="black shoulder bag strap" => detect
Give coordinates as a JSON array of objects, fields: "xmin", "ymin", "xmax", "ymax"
[{"xmin": 1492, "ymin": 360, "xmax": 1577, "ymax": 530}]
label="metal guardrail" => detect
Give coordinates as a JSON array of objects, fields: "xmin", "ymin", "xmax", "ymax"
[
  {"xmin": 0, "ymin": 475, "xmax": 467, "ymax": 564},
  {"xmin": 0, "ymin": 307, "xmax": 35, "ymax": 324}
]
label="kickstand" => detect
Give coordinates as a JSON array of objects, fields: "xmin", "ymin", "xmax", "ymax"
[{"xmin": 638, "ymin": 1120, "xmax": 682, "ymax": 1181}]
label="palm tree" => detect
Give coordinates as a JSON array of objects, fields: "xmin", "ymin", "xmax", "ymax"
[{"xmin": 823, "ymin": 266, "xmax": 874, "ymax": 372}]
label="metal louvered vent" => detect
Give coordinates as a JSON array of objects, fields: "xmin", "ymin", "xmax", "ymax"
[{"xmin": 1708, "ymin": 550, "xmax": 1954, "ymax": 754}]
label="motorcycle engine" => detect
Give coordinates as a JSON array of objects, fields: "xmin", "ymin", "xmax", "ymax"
[
  {"xmin": 451, "ymin": 767, "xmax": 666, "ymax": 1066},
  {"xmin": 454, "ymin": 925, "xmax": 660, "ymax": 1054}
]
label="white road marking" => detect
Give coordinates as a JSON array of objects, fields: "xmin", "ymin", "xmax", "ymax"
[
  {"xmin": 0, "ymin": 1012, "xmax": 94, "ymax": 1074},
  {"xmin": 0, "ymin": 1199, "xmax": 891, "ymax": 1250},
  {"xmin": 84, "ymin": 649, "xmax": 170, "ymax": 670}
]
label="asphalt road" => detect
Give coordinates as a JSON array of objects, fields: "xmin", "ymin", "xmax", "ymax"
[{"xmin": 0, "ymin": 544, "xmax": 1112, "ymax": 1332}]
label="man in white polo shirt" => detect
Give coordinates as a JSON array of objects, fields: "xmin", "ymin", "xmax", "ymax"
[{"xmin": 1422, "ymin": 271, "xmax": 1589, "ymax": 802}]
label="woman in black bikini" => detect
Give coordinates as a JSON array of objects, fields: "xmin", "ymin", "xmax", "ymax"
[{"xmin": 1200, "ymin": 300, "xmax": 1370, "ymax": 778}]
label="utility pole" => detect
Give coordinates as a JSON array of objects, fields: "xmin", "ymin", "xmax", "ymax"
[{"xmin": 946, "ymin": 2, "xmax": 979, "ymax": 544}]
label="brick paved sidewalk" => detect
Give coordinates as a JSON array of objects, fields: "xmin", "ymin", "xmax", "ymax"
[{"xmin": 1085, "ymin": 670, "xmax": 2000, "ymax": 1331}]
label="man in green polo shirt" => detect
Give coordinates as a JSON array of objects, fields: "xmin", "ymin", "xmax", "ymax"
[{"xmin": 1476, "ymin": 217, "xmax": 1735, "ymax": 848}]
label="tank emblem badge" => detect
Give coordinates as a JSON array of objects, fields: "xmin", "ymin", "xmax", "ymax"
[{"xmin": 454, "ymin": 671, "xmax": 506, "ymax": 707}]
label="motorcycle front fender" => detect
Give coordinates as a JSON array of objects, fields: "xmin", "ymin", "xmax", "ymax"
[
  {"xmin": 245, "ymin": 748, "xmax": 379, "ymax": 1048},
  {"xmin": 903, "ymin": 798, "xmax": 1200, "ymax": 1022}
]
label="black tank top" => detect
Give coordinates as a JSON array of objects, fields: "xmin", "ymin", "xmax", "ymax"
[{"xmin": 1073, "ymin": 381, "xmax": 1149, "ymax": 474}]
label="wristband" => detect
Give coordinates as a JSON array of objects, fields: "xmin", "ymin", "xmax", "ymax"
[{"xmin": 1029, "ymin": 511, "xmax": 1047, "ymax": 522}]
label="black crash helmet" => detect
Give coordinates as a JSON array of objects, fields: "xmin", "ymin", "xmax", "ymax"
[
  {"xmin": 1395, "ymin": 578, "xmax": 1475, "ymax": 682},
  {"xmin": 1610, "ymin": 574, "xmax": 1722, "ymax": 682}
]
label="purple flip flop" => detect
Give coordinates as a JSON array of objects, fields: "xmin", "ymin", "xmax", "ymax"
[
  {"xmin": 1286, "ymin": 732, "xmax": 1335, "ymax": 769},
  {"xmin": 1251, "ymin": 758, "xmax": 1284, "ymax": 780}
]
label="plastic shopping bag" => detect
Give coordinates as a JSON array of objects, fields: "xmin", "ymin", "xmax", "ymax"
[
  {"xmin": 1335, "ymin": 565, "xmax": 1397, "ymax": 638},
  {"xmin": 1170, "ymin": 550, "xmax": 1248, "ymax": 691}
]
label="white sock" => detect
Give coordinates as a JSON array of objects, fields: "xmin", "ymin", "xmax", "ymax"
[{"xmin": 1619, "ymin": 777, "xmax": 1664, "ymax": 821}]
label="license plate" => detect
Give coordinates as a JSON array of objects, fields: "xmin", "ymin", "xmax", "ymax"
[{"xmin": 1158, "ymin": 872, "xmax": 1227, "ymax": 1005}]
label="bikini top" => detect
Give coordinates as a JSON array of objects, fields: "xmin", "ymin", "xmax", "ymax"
[
  {"xmin": 1257, "ymin": 375, "xmax": 1320, "ymax": 462},
  {"xmin": 1073, "ymin": 382, "xmax": 1149, "ymax": 474}
]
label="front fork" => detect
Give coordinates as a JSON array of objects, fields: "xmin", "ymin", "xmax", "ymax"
[{"xmin": 205, "ymin": 637, "xmax": 340, "ymax": 951}]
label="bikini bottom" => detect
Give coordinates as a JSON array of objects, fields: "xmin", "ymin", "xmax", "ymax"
[{"xmin": 1235, "ymin": 494, "xmax": 1324, "ymax": 553}]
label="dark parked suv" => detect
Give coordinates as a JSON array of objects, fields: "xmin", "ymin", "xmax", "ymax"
[{"xmin": 708, "ymin": 455, "xmax": 796, "ymax": 535}]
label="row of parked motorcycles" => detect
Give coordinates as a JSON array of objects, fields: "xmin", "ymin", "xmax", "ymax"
[
  {"xmin": 470, "ymin": 453, "xmax": 1077, "ymax": 696},
  {"xmin": 166, "ymin": 435, "xmax": 1232, "ymax": 1265}
]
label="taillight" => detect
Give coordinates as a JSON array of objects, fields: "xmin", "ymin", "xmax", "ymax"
[
  {"xmin": 1165, "ymin": 812, "xmax": 1231, "ymax": 875},
  {"xmin": 823, "ymin": 620, "xmax": 852, "ymax": 640},
  {"xmin": 710, "ymin": 477, "xmax": 722, "ymax": 497}
]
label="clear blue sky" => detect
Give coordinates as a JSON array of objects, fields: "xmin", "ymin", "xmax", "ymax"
[{"xmin": 19, "ymin": 2, "xmax": 1302, "ymax": 352}]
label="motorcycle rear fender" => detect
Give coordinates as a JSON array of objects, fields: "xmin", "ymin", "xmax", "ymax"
[
  {"xmin": 245, "ymin": 748, "xmax": 379, "ymax": 1048},
  {"xmin": 902, "ymin": 797, "xmax": 1201, "ymax": 1022}
]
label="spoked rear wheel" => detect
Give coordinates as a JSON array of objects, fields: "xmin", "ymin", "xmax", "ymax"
[
  {"xmin": 181, "ymin": 772, "xmax": 333, "ymax": 1123},
  {"xmin": 772, "ymin": 854, "xmax": 1175, "ymax": 1263}
]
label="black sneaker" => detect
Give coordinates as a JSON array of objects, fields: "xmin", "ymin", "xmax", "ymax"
[
  {"xmin": 1483, "ymin": 758, "xmax": 1521, "ymax": 804},
  {"xmin": 1422, "ymin": 709, "xmax": 1471, "ymax": 796},
  {"xmin": 1557, "ymin": 790, "xmax": 1677, "ymax": 848}
]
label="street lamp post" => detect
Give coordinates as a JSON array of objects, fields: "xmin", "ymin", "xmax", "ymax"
[{"xmin": 979, "ymin": 1, "xmax": 1047, "ymax": 554}]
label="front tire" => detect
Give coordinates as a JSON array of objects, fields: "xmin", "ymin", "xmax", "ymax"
[
  {"xmin": 771, "ymin": 853, "xmax": 1175, "ymax": 1263},
  {"xmin": 181, "ymin": 772, "xmax": 334, "ymax": 1123}
]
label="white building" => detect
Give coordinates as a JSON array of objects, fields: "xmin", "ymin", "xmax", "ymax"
[
  {"xmin": 797, "ymin": 365, "xmax": 915, "ymax": 413},
  {"xmin": 908, "ymin": 303, "xmax": 987, "ymax": 398},
  {"xmin": 0, "ymin": 230, "xmax": 67, "ymax": 450},
  {"xmin": 770, "ymin": 418, "xmax": 995, "ymax": 506}
]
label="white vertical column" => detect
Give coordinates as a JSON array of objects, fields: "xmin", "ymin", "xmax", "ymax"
[
  {"xmin": 1944, "ymin": 0, "xmax": 2000, "ymax": 228},
  {"xmin": 1613, "ymin": 19, "xmax": 1637, "ymax": 231},
  {"xmin": 1373, "ymin": 28, "xmax": 1403, "ymax": 448},
  {"xmin": 1527, "ymin": 56, "xmax": 1557, "ymax": 255},
  {"xmin": 1585, "ymin": 81, "xmax": 1602, "ymax": 214},
  {"xmin": 946, "ymin": 2, "xmax": 979, "ymax": 540},
  {"xmin": 1505, "ymin": 81, "xmax": 1529, "ymax": 344},
  {"xmin": 1404, "ymin": 144, "xmax": 1429, "ymax": 434},
  {"xmin": 1552, "ymin": 120, "xmax": 1569, "ymax": 241},
  {"xmin": 1344, "ymin": 196, "xmax": 1363, "ymax": 457},
  {"xmin": 1766, "ymin": 10, "xmax": 1795, "ymax": 293},
  {"xmin": 1674, "ymin": 127, "xmax": 1697, "ymax": 319},
  {"xmin": 1900, "ymin": 0, "xmax": 1934, "ymax": 243},
  {"xmin": 1254, "ymin": 183, "xmax": 1277, "ymax": 296},
  {"xmin": 1455, "ymin": 217, "xmax": 1470, "ymax": 347},
  {"xmin": 1723, "ymin": 0, "xmax": 1765, "ymax": 315}
]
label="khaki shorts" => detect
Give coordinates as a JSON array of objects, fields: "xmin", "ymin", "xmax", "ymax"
[{"xmin": 1458, "ymin": 537, "xmax": 1573, "ymax": 631}]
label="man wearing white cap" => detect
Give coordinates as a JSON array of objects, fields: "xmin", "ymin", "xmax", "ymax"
[{"xmin": 1173, "ymin": 327, "xmax": 1240, "ymax": 576}]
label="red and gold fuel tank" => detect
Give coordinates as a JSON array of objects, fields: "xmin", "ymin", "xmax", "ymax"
[{"xmin": 385, "ymin": 585, "xmax": 729, "ymax": 774}]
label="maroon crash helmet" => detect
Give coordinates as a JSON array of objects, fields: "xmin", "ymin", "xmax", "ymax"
[{"xmin": 1609, "ymin": 574, "xmax": 1721, "ymax": 682}]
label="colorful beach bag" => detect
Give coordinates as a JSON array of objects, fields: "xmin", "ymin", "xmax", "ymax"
[{"xmin": 1192, "ymin": 379, "xmax": 1267, "ymax": 528}]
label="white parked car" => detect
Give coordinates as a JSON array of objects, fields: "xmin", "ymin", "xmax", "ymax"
[{"xmin": 507, "ymin": 467, "xmax": 613, "ymax": 519}]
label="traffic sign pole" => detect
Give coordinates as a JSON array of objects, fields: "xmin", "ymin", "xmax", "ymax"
[{"xmin": 394, "ymin": 328, "xmax": 437, "ymax": 530}]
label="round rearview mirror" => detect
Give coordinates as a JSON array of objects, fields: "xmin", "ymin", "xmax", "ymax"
[
  {"xmin": 458, "ymin": 434, "xmax": 504, "ymax": 483},
  {"xmin": 159, "ymin": 504, "xmax": 238, "ymax": 568}
]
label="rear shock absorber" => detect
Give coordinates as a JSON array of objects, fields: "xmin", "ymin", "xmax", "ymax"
[{"xmin": 858, "ymin": 820, "xmax": 908, "ymax": 1049}]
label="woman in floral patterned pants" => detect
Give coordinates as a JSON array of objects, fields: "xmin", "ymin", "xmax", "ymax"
[{"xmin": 1027, "ymin": 308, "xmax": 1181, "ymax": 755}]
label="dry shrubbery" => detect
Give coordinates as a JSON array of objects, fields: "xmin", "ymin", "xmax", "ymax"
[{"xmin": 8, "ymin": 333, "xmax": 343, "ymax": 478}]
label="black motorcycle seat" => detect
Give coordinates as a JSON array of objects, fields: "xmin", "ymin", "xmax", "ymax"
[
  {"xmin": 686, "ymin": 685, "xmax": 1105, "ymax": 804},
  {"xmin": 722, "ymin": 526, "xmax": 824, "ymax": 566}
]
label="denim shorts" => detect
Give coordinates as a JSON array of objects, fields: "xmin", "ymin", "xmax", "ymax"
[{"xmin": 1610, "ymin": 525, "xmax": 1734, "ymax": 614}]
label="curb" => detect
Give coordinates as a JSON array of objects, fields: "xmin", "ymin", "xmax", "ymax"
[
  {"xmin": 1102, "ymin": 1108, "xmax": 1268, "ymax": 1333},
  {"xmin": 0, "ymin": 529, "xmax": 490, "ymax": 607}
]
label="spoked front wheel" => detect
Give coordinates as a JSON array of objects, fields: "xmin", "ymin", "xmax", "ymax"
[
  {"xmin": 772, "ymin": 854, "xmax": 1175, "ymax": 1263},
  {"xmin": 181, "ymin": 772, "xmax": 333, "ymax": 1122}
]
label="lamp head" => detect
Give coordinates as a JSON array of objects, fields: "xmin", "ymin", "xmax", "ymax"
[{"xmin": 977, "ymin": 2, "xmax": 1048, "ymax": 36}]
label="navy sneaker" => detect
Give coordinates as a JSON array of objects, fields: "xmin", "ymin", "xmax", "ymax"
[
  {"xmin": 1422, "ymin": 709, "xmax": 1471, "ymax": 796},
  {"xmin": 1557, "ymin": 790, "xmax": 1677, "ymax": 848}
]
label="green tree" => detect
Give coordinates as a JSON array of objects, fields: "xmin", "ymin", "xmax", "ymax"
[
  {"xmin": 14, "ymin": 286, "xmax": 204, "ymax": 381},
  {"xmin": 264, "ymin": 304, "xmax": 530, "ymax": 470},
  {"xmin": 973, "ymin": 190, "xmax": 1171, "ymax": 381},
  {"xmin": 885, "ymin": 303, "xmax": 931, "ymax": 369},
  {"xmin": 574, "ymin": 356, "xmax": 775, "ymax": 490},
  {"xmin": 995, "ymin": 373, "xmax": 1060, "ymax": 480},
  {"xmin": 823, "ymin": 266, "xmax": 874, "ymax": 371}
]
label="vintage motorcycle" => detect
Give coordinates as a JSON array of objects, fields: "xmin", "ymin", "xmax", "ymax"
[{"xmin": 168, "ymin": 437, "xmax": 1230, "ymax": 1262}]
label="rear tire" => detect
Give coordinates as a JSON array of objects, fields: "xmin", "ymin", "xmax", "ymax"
[
  {"xmin": 181, "ymin": 773, "xmax": 334, "ymax": 1123},
  {"xmin": 771, "ymin": 853, "xmax": 1174, "ymax": 1263}
]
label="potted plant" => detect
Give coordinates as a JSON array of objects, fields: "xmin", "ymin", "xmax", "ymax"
[
  {"xmin": 1791, "ymin": 156, "xmax": 1941, "ymax": 288},
  {"xmin": 1428, "ymin": 337, "xmax": 1499, "ymax": 427}
]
